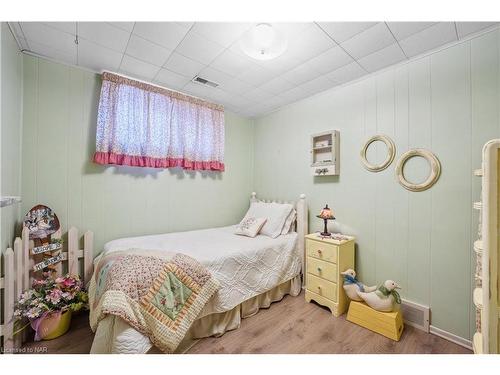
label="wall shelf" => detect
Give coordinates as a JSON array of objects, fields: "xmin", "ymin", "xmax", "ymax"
[{"xmin": 310, "ymin": 130, "xmax": 340, "ymax": 176}]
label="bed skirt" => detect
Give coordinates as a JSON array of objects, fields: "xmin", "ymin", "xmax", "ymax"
[
  {"xmin": 91, "ymin": 275, "xmax": 301, "ymax": 354},
  {"xmin": 170, "ymin": 274, "xmax": 302, "ymax": 353}
]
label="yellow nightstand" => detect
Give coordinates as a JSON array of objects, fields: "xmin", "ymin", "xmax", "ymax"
[{"xmin": 304, "ymin": 233, "xmax": 355, "ymax": 317}]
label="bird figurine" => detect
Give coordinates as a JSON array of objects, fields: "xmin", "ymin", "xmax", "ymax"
[
  {"xmin": 356, "ymin": 280, "xmax": 402, "ymax": 312},
  {"xmin": 341, "ymin": 269, "xmax": 377, "ymax": 301}
]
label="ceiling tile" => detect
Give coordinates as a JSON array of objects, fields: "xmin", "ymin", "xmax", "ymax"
[
  {"xmin": 155, "ymin": 68, "xmax": 191, "ymax": 89},
  {"xmin": 209, "ymin": 49, "xmax": 254, "ymax": 77},
  {"xmin": 21, "ymin": 22, "xmax": 76, "ymax": 53},
  {"xmin": 307, "ymin": 46, "xmax": 353, "ymax": 74},
  {"xmin": 326, "ymin": 62, "xmax": 366, "ymax": 85},
  {"xmin": 341, "ymin": 23, "xmax": 396, "ymax": 59},
  {"xmin": 44, "ymin": 22, "xmax": 76, "ymax": 34},
  {"xmin": 279, "ymin": 86, "xmax": 312, "ymax": 102},
  {"xmin": 317, "ymin": 22, "xmax": 377, "ymax": 43},
  {"xmin": 386, "ymin": 22, "xmax": 436, "ymax": 41},
  {"xmin": 455, "ymin": 22, "xmax": 498, "ymax": 39},
  {"xmin": 237, "ymin": 64, "xmax": 275, "ymax": 86},
  {"xmin": 176, "ymin": 22, "xmax": 194, "ymax": 31},
  {"xmin": 241, "ymin": 87, "xmax": 274, "ymax": 103},
  {"xmin": 163, "ymin": 52, "xmax": 204, "ymax": 78},
  {"xmin": 125, "ymin": 34, "xmax": 172, "ymax": 67},
  {"xmin": 358, "ymin": 43, "xmax": 407, "ymax": 72},
  {"xmin": 218, "ymin": 77, "xmax": 255, "ymax": 95},
  {"xmin": 190, "ymin": 22, "xmax": 251, "ymax": 47},
  {"xmin": 78, "ymin": 22, "xmax": 130, "ymax": 52},
  {"xmin": 286, "ymin": 24, "xmax": 337, "ymax": 63},
  {"xmin": 182, "ymin": 82, "xmax": 222, "ymax": 102},
  {"xmin": 259, "ymin": 76, "xmax": 295, "ymax": 95},
  {"xmin": 272, "ymin": 22, "xmax": 311, "ymax": 39},
  {"xmin": 399, "ymin": 22, "xmax": 457, "ymax": 58},
  {"xmin": 28, "ymin": 39, "xmax": 77, "ymax": 66},
  {"xmin": 120, "ymin": 55, "xmax": 161, "ymax": 80},
  {"xmin": 297, "ymin": 74, "xmax": 336, "ymax": 94},
  {"xmin": 133, "ymin": 22, "xmax": 189, "ymax": 50},
  {"xmin": 197, "ymin": 66, "xmax": 233, "ymax": 86},
  {"xmin": 254, "ymin": 51, "xmax": 302, "ymax": 75},
  {"xmin": 221, "ymin": 94, "xmax": 256, "ymax": 112},
  {"xmin": 77, "ymin": 38, "xmax": 123, "ymax": 72},
  {"xmin": 175, "ymin": 31, "xmax": 225, "ymax": 64},
  {"xmin": 280, "ymin": 61, "xmax": 323, "ymax": 85},
  {"xmin": 111, "ymin": 22, "xmax": 136, "ymax": 32}
]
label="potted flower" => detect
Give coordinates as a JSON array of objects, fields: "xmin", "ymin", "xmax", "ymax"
[{"xmin": 15, "ymin": 274, "xmax": 88, "ymax": 341}]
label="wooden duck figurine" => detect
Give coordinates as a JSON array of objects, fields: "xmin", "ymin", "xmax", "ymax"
[
  {"xmin": 356, "ymin": 280, "xmax": 402, "ymax": 312},
  {"xmin": 341, "ymin": 269, "xmax": 377, "ymax": 301}
]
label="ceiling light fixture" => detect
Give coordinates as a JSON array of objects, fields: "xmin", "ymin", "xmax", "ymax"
[{"xmin": 240, "ymin": 23, "xmax": 287, "ymax": 61}]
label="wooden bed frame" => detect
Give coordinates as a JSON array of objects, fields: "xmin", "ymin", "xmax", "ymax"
[{"xmin": 250, "ymin": 192, "xmax": 308, "ymax": 280}]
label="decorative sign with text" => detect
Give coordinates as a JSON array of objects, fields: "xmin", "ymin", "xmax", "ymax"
[
  {"xmin": 32, "ymin": 242, "xmax": 63, "ymax": 255},
  {"xmin": 33, "ymin": 253, "xmax": 64, "ymax": 272}
]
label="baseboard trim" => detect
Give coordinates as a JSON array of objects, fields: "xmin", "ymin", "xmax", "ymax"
[{"xmin": 429, "ymin": 325, "xmax": 473, "ymax": 350}]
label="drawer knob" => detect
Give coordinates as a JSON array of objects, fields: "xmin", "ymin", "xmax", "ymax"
[
  {"xmin": 317, "ymin": 285, "xmax": 321, "ymax": 290},
  {"xmin": 317, "ymin": 249, "xmax": 322, "ymax": 254},
  {"xmin": 317, "ymin": 267, "xmax": 322, "ymax": 272}
]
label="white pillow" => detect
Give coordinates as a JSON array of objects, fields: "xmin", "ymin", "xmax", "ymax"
[
  {"xmin": 242, "ymin": 201, "xmax": 293, "ymax": 238},
  {"xmin": 281, "ymin": 209, "xmax": 297, "ymax": 234},
  {"xmin": 235, "ymin": 217, "xmax": 267, "ymax": 238}
]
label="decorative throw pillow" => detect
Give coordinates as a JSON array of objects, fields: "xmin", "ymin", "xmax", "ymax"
[
  {"xmin": 241, "ymin": 202, "xmax": 293, "ymax": 238},
  {"xmin": 235, "ymin": 217, "xmax": 267, "ymax": 238},
  {"xmin": 281, "ymin": 209, "xmax": 297, "ymax": 234}
]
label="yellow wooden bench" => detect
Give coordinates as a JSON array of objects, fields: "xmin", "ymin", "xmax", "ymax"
[{"xmin": 346, "ymin": 301, "xmax": 404, "ymax": 341}]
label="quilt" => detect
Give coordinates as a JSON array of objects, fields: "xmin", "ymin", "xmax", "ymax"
[{"xmin": 89, "ymin": 249, "xmax": 219, "ymax": 353}]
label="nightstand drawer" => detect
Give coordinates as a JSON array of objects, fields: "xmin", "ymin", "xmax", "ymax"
[
  {"xmin": 306, "ymin": 239, "xmax": 338, "ymax": 263},
  {"xmin": 306, "ymin": 273, "xmax": 337, "ymax": 301},
  {"xmin": 306, "ymin": 256, "xmax": 337, "ymax": 281}
]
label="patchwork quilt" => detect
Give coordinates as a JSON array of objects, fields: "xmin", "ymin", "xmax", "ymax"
[{"xmin": 89, "ymin": 249, "xmax": 219, "ymax": 353}]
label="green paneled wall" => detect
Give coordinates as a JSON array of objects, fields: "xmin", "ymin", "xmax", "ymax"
[
  {"xmin": 21, "ymin": 55, "xmax": 254, "ymax": 254},
  {"xmin": 253, "ymin": 29, "xmax": 500, "ymax": 340},
  {"xmin": 1, "ymin": 23, "xmax": 23, "ymax": 251}
]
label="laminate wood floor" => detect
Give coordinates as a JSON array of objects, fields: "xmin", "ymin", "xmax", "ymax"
[{"xmin": 21, "ymin": 292, "xmax": 471, "ymax": 354}]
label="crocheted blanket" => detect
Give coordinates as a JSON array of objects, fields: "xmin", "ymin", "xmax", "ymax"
[{"xmin": 89, "ymin": 249, "xmax": 219, "ymax": 353}]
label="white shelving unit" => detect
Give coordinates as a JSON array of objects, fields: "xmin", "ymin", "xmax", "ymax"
[
  {"xmin": 473, "ymin": 139, "xmax": 500, "ymax": 354},
  {"xmin": 310, "ymin": 130, "xmax": 340, "ymax": 176}
]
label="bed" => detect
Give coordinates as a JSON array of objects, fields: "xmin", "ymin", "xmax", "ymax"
[{"xmin": 89, "ymin": 193, "xmax": 308, "ymax": 353}]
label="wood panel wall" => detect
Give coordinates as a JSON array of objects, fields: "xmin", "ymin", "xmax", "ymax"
[{"xmin": 253, "ymin": 29, "xmax": 500, "ymax": 340}]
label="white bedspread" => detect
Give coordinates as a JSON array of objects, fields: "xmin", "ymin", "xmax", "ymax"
[{"xmin": 91, "ymin": 225, "xmax": 300, "ymax": 353}]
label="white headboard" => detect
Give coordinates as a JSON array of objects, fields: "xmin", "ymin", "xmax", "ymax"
[{"xmin": 250, "ymin": 192, "xmax": 308, "ymax": 278}]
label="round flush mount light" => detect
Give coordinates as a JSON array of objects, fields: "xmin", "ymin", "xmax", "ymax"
[{"xmin": 240, "ymin": 23, "xmax": 288, "ymax": 61}]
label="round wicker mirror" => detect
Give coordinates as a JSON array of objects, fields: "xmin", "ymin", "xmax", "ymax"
[
  {"xmin": 395, "ymin": 149, "xmax": 441, "ymax": 192},
  {"xmin": 360, "ymin": 135, "xmax": 396, "ymax": 172}
]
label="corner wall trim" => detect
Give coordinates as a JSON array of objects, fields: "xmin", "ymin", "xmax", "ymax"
[{"xmin": 429, "ymin": 325, "xmax": 472, "ymax": 350}]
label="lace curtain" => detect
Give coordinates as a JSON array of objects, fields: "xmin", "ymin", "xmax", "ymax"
[{"xmin": 93, "ymin": 72, "xmax": 225, "ymax": 171}]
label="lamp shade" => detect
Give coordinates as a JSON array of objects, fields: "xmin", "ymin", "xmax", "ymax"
[
  {"xmin": 319, "ymin": 204, "xmax": 334, "ymax": 219},
  {"xmin": 240, "ymin": 23, "xmax": 288, "ymax": 61}
]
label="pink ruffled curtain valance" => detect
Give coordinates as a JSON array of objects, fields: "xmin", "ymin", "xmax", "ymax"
[{"xmin": 93, "ymin": 72, "xmax": 225, "ymax": 171}]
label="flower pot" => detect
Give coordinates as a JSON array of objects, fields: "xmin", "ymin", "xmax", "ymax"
[{"xmin": 32, "ymin": 310, "xmax": 72, "ymax": 341}]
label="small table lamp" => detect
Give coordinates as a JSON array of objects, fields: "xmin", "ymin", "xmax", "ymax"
[{"xmin": 316, "ymin": 204, "xmax": 335, "ymax": 237}]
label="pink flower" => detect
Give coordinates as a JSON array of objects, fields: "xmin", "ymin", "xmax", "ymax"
[
  {"xmin": 32, "ymin": 279, "xmax": 47, "ymax": 287},
  {"xmin": 61, "ymin": 277, "xmax": 76, "ymax": 288},
  {"xmin": 45, "ymin": 288, "xmax": 63, "ymax": 304},
  {"xmin": 61, "ymin": 291, "xmax": 75, "ymax": 300}
]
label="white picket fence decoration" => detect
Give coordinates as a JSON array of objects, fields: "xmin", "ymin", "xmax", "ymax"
[{"xmin": 0, "ymin": 226, "xmax": 93, "ymax": 352}]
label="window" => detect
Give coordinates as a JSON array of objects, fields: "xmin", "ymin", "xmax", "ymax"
[{"xmin": 93, "ymin": 72, "xmax": 225, "ymax": 171}]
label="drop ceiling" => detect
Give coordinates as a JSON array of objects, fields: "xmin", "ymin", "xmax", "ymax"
[{"xmin": 9, "ymin": 21, "xmax": 498, "ymax": 118}]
